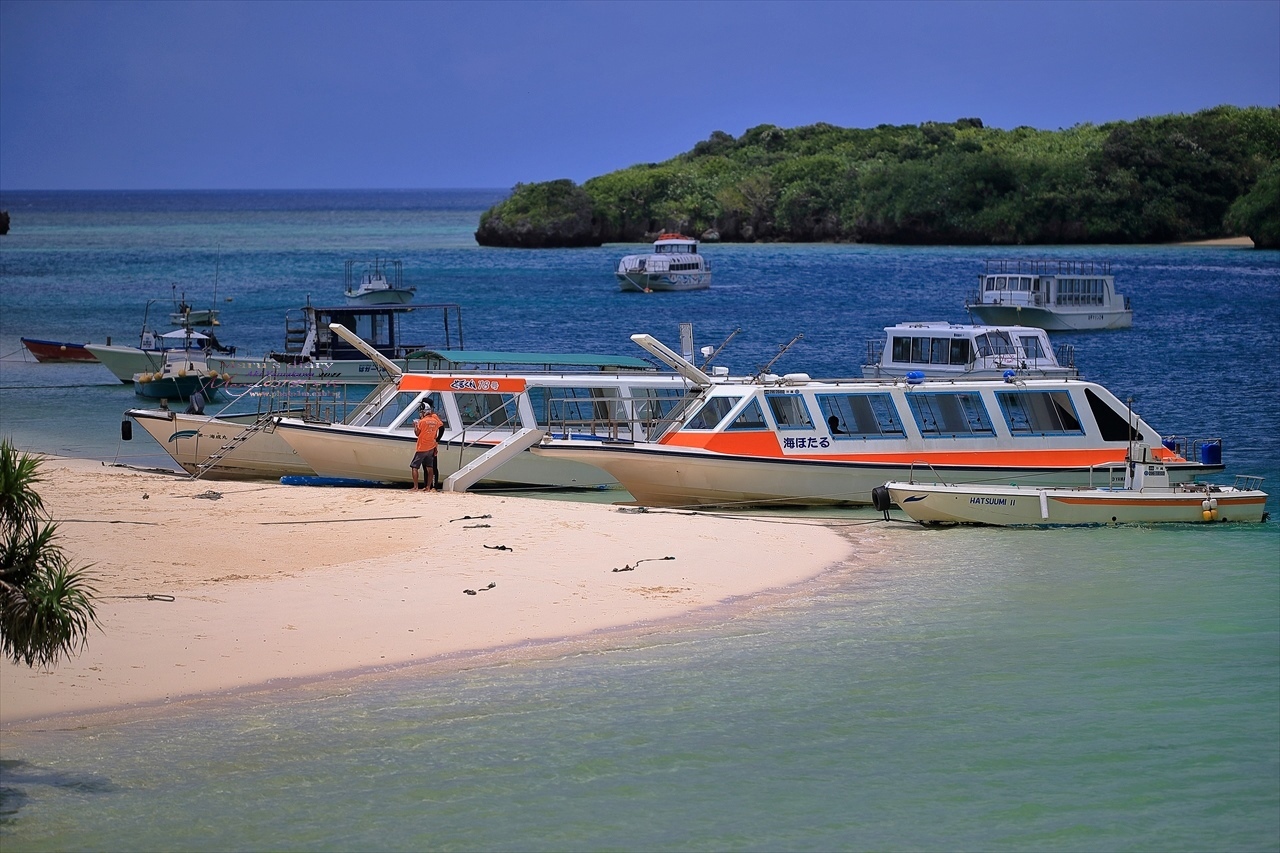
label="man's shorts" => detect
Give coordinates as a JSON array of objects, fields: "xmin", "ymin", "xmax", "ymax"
[{"xmin": 411, "ymin": 449, "xmax": 437, "ymax": 470}]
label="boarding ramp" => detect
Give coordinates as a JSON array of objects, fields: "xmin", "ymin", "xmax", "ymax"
[{"xmin": 444, "ymin": 428, "xmax": 545, "ymax": 492}]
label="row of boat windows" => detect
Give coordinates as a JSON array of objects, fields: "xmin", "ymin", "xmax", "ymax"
[
  {"xmin": 889, "ymin": 332, "xmax": 1047, "ymax": 365},
  {"xmin": 654, "ymin": 245, "xmax": 698, "ymax": 254},
  {"xmin": 688, "ymin": 390, "xmax": 1099, "ymax": 439},
  {"xmin": 366, "ymin": 387, "xmax": 688, "ymax": 431},
  {"xmin": 1053, "ymin": 278, "xmax": 1108, "ymax": 306}
]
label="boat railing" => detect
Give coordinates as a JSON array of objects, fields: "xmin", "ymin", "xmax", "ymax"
[
  {"xmin": 1160, "ymin": 436, "xmax": 1224, "ymax": 466},
  {"xmin": 904, "ymin": 460, "xmax": 952, "ymax": 486},
  {"xmin": 1053, "ymin": 344, "xmax": 1075, "ymax": 369},
  {"xmin": 1232, "ymin": 474, "xmax": 1265, "ymax": 491},
  {"xmin": 983, "ymin": 259, "xmax": 1111, "ymax": 277}
]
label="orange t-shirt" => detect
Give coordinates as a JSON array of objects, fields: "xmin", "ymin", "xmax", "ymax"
[{"xmin": 414, "ymin": 412, "xmax": 444, "ymax": 452}]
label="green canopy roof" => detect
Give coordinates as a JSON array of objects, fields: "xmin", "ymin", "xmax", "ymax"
[{"xmin": 406, "ymin": 349, "xmax": 656, "ymax": 371}]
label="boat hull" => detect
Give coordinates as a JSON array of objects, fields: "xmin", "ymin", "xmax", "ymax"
[
  {"xmin": 886, "ymin": 481, "xmax": 1268, "ymax": 525},
  {"xmin": 207, "ymin": 355, "xmax": 407, "ymax": 385},
  {"xmin": 529, "ymin": 442, "xmax": 1221, "ymax": 508},
  {"xmin": 968, "ymin": 304, "xmax": 1132, "ymax": 331},
  {"xmin": 344, "ymin": 289, "xmax": 416, "ymax": 305},
  {"xmin": 84, "ymin": 344, "xmax": 169, "ymax": 383},
  {"xmin": 276, "ymin": 420, "xmax": 620, "ymax": 489},
  {"xmin": 20, "ymin": 338, "xmax": 98, "ymax": 363},
  {"xmin": 133, "ymin": 374, "xmax": 226, "ymax": 402},
  {"xmin": 616, "ymin": 271, "xmax": 711, "ymax": 293},
  {"xmin": 128, "ymin": 409, "xmax": 313, "ymax": 480}
]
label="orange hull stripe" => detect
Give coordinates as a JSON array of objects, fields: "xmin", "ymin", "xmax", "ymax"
[
  {"xmin": 1052, "ymin": 495, "xmax": 1266, "ymax": 507},
  {"xmin": 655, "ymin": 436, "xmax": 1171, "ymax": 469},
  {"xmin": 399, "ymin": 375, "xmax": 527, "ymax": 393}
]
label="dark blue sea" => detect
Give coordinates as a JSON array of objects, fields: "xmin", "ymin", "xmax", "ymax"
[{"xmin": 0, "ymin": 190, "xmax": 1277, "ymax": 851}]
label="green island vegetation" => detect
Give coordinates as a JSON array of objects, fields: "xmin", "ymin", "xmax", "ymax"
[{"xmin": 475, "ymin": 105, "xmax": 1279, "ymax": 249}]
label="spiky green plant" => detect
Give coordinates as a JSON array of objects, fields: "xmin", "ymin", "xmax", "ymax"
[{"xmin": 0, "ymin": 440, "xmax": 99, "ymax": 667}]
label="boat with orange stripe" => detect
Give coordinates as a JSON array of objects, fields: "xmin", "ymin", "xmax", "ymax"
[
  {"xmin": 528, "ymin": 333, "xmax": 1228, "ymax": 508},
  {"xmin": 881, "ymin": 445, "xmax": 1268, "ymax": 526}
]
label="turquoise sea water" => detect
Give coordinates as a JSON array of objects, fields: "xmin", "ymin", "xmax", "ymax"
[{"xmin": 0, "ymin": 191, "xmax": 1277, "ymax": 851}]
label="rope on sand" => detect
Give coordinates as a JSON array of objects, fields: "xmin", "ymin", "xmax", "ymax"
[
  {"xmin": 258, "ymin": 515, "xmax": 423, "ymax": 525},
  {"xmin": 104, "ymin": 594, "xmax": 176, "ymax": 602}
]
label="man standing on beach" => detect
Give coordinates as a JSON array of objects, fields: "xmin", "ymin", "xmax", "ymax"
[{"xmin": 411, "ymin": 402, "xmax": 444, "ymax": 492}]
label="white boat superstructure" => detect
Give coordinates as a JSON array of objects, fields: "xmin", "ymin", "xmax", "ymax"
[
  {"xmin": 344, "ymin": 258, "xmax": 416, "ymax": 305},
  {"xmin": 862, "ymin": 322, "xmax": 1079, "ymax": 380},
  {"xmin": 273, "ymin": 367, "xmax": 694, "ymax": 489},
  {"xmin": 965, "ymin": 259, "xmax": 1132, "ymax": 330},
  {"xmin": 528, "ymin": 334, "xmax": 1225, "ymax": 508},
  {"xmin": 882, "ymin": 445, "xmax": 1268, "ymax": 526},
  {"xmin": 616, "ymin": 233, "xmax": 712, "ymax": 292},
  {"xmin": 207, "ymin": 301, "xmax": 464, "ymax": 385}
]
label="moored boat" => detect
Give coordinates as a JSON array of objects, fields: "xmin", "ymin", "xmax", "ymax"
[
  {"xmin": 529, "ymin": 333, "xmax": 1225, "ymax": 508},
  {"xmin": 965, "ymin": 259, "xmax": 1132, "ymax": 330},
  {"xmin": 344, "ymin": 258, "xmax": 416, "ymax": 304},
  {"xmin": 20, "ymin": 337, "xmax": 98, "ymax": 363},
  {"xmin": 881, "ymin": 445, "xmax": 1268, "ymax": 526},
  {"xmin": 616, "ymin": 233, "xmax": 712, "ymax": 292},
  {"xmin": 206, "ymin": 301, "xmax": 463, "ymax": 385},
  {"xmin": 133, "ymin": 348, "xmax": 230, "ymax": 403},
  {"xmin": 862, "ymin": 322, "xmax": 1079, "ymax": 380}
]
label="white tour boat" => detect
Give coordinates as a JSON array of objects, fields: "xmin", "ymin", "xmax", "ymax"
[
  {"xmin": 528, "ymin": 334, "xmax": 1226, "ymax": 508},
  {"xmin": 965, "ymin": 259, "xmax": 1132, "ymax": 330},
  {"xmin": 131, "ymin": 324, "xmax": 693, "ymax": 485},
  {"xmin": 862, "ymin": 322, "xmax": 1078, "ymax": 380},
  {"xmin": 344, "ymin": 258, "xmax": 416, "ymax": 305},
  {"xmin": 881, "ymin": 445, "xmax": 1268, "ymax": 526},
  {"xmin": 616, "ymin": 233, "xmax": 712, "ymax": 292}
]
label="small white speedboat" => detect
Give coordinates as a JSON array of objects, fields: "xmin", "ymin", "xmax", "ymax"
[{"xmin": 881, "ymin": 445, "xmax": 1268, "ymax": 526}]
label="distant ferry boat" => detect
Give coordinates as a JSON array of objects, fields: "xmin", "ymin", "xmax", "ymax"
[
  {"xmin": 862, "ymin": 322, "xmax": 1079, "ymax": 381},
  {"xmin": 616, "ymin": 233, "xmax": 711, "ymax": 292},
  {"xmin": 965, "ymin": 259, "xmax": 1132, "ymax": 330}
]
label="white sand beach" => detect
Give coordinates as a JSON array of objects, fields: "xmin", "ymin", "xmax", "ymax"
[{"xmin": 0, "ymin": 457, "xmax": 856, "ymax": 725}]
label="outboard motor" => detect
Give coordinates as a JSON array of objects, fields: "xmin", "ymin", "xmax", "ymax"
[{"xmin": 871, "ymin": 484, "xmax": 892, "ymax": 518}]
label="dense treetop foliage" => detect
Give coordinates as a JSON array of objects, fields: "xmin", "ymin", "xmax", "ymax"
[{"xmin": 475, "ymin": 106, "xmax": 1280, "ymax": 248}]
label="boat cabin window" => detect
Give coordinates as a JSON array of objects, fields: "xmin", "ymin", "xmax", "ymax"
[
  {"xmin": 456, "ymin": 393, "xmax": 519, "ymax": 430},
  {"xmin": 891, "ymin": 336, "xmax": 973, "ymax": 366},
  {"xmin": 1055, "ymin": 277, "xmax": 1105, "ymax": 306},
  {"xmin": 1085, "ymin": 389, "xmax": 1143, "ymax": 443},
  {"xmin": 684, "ymin": 396, "xmax": 742, "ymax": 430},
  {"xmin": 1018, "ymin": 335, "xmax": 1046, "ymax": 360},
  {"xmin": 528, "ymin": 386, "xmax": 623, "ymax": 427},
  {"xmin": 372, "ymin": 392, "xmax": 446, "ymax": 429},
  {"xmin": 816, "ymin": 393, "xmax": 904, "ymax": 439},
  {"xmin": 631, "ymin": 387, "xmax": 689, "ymax": 423},
  {"xmin": 907, "ymin": 392, "xmax": 995, "ymax": 437},
  {"xmin": 726, "ymin": 399, "xmax": 767, "ymax": 430},
  {"xmin": 996, "ymin": 390, "xmax": 1082, "ymax": 435},
  {"xmin": 765, "ymin": 393, "xmax": 814, "ymax": 429},
  {"xmin": 974, "ymin": 331, "xmax": 1014, "ymax": 358}
]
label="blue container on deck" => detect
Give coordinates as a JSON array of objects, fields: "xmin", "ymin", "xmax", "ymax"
[
  {"xmin": 1199, "ymin": 441, "xmax": 1222, "ymax": 466},
  {"xmin": 1162, "ymin": 437, "xmax": 1178, "ymax": 452}
]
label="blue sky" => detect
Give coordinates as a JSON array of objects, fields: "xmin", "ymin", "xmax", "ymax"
[{"xmin": 2, "ymin": 0, "xmax": 1277, "ymax": 191}]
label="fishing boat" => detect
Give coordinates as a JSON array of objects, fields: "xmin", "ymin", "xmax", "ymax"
[
  {"xmin": 965, "ymin": 259, "xmax": 1132, "ymax": 330},
  {"xmin": 616, "ymin": 233, "xmax": 712, "ymax": 292},
  {"xmin": 880, "ymin": 446, "xmax": 1268, "ymax": 526},
  {"xmin": 206, "ymin": 301, "xmax": 464, "ymax": 385},
  {"xmin": 862, "ymin": 322, "xmax": 1078, "ymax": 380},
  {"xmin": 130, "ymin": 324, "xmax": 692, "ymax": 484},
  {"xmin": 88, "ymin": 327, "xmax": 236, "ymax": 383},
  {"xmin": 168, "ymin": 285, "xmax": 221, "ymax": 327},
  {"xmin": 528, "ymin": 333, "xmax": 1225, "ymax": 508},
  {"xmin": 344, "ymin": 258, "xmax": 416, "ymax": 305},
  {"xmin": 19, "ymin": 337, "xmax": 98, "ymax": 363},
  {"xmin": 132, "ymin": 348, "xmax": 230, "ymax": 403}
]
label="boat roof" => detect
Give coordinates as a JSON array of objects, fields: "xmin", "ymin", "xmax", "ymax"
[
  {"xmin": 884, "ymin": 322, "xmax": 1050, "ymax": 335},
  {"xmin": 406, "ymin": 349, "xmax": 656, "ymax": 371}
]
